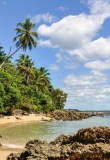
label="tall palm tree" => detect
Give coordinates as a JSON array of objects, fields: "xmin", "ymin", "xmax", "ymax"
[
  {"xmin": 39, "ymin": 67, "xmax": 51, "ymax": 80},
  {"xmin": 33, "ymin": 68, "xmax": 50, "ymax": 93},
  {"xmin": 0, "ymin": 18, "xmax": 38, "ymax": 68},
  {"xmin": 16, "ymin": 54, "xmax": 34, "ymax": 84}
]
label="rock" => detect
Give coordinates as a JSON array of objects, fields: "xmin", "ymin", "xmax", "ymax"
[
  {"xmin": 7, "ymin": 126, "xmax": 110, "ymax": 160},
  {"xmin": 12, "ymin": 109, "xmax": 29, "ymax": 116},
  {"xmin": 0, "ymin": 114, "xmax": 4, "ymax": 118},
  {"xmin": 15, "ymin": 116, "xmax": 22, "ymax": 120},
  {"xmin": 71, "ymin": 126, "xmax": 110, "ymax": 144},
  {"xmin": 47, "ymin": 110, "xmax": 94, "ymax": 121},
  {"xmin": 7, "ymin": 153, "xmax": 21, "ymax": 160}
]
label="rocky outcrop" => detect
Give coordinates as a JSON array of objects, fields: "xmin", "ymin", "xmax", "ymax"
[
  {"xmin": 12, "ymin": 109, "xmax": 29, "ymax": 116},
  {"xmin": 47, "ymin": 110, "xmax": 97, "ymax": 121},
  {"xmin": 7, "ymin": 126, "xmax": 110, "ymax": 160}
]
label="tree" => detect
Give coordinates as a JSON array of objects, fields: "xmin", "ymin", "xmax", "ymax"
[
  {"xmin": 16, "ymin": 54, "xmax": 34, "ymax": 84},
  {"xmin": 0, "ymin": 46, "xmax": 6, "ymax": 64},
  {"xmin": 0, "ymin": 69, "xmax": 21, "ymax": 113},
  {"xmin": 51, "ymin": 88, "xmax": 67, "ymax": 110},
  {"xmin": 0, "ymin": 45, "xmax": 11, "ymax": 64},
  {"xmin": 0, "ymin": 18, "xmax": 38, "ymax": 68},
  {"xmin": 39, "ymin": 67, "xmax": 50, "ymax": 78}
]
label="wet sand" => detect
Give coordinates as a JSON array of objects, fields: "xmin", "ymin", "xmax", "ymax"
[
  {"xmin": 0, "ymin": 114, "xmax": 51, "ymax": 160},
  {"xmin": 0, "ymin": 146, "xmax": 23, "ymax": 160}
]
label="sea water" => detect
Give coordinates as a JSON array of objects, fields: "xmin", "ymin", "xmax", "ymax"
[{"xmin": 0, "ymin": 114, "xmax": 110, "ymax": 148}]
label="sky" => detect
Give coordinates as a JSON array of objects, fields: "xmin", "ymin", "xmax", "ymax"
[{"xmin": 0, "ymin": 0, "xmax": 110, "ymax": 111}]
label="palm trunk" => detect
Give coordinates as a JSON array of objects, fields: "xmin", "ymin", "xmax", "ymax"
[
  {"xmin": 0, "ymin": 45, "xmax": 22, "ymax": 68},
  {"xmin": 26, "ymin": 73, "xmax": 30, "ymax": 84}
]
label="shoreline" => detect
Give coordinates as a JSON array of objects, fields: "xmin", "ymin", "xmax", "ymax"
[
  {"xmin": 0, "ymin": 113, "xmax": 52, "ymax": 126},
  {"xmin": 0, "ymin": 112, "xmax": 106, "ymax": 160},
  {"xmin": 0, "ymin": 146, "xmax": 24, "ymax": 160},
  {"xmin": 0, "ymin": 114, "xmax": 52, "ymax": 160},
  {"xmin": 6, "ymin": 126, "xmax": 110, "ymax": 160}
]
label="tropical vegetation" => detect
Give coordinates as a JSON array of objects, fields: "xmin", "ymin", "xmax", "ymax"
[{"xmin": 0, "ymin": 18, "xmax": 67, "ymax": 114}]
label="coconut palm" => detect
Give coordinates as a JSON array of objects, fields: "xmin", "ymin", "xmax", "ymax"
[
  {"xmin": 0, "ymin": 46, "xmax": 7, "ymax": 64},
  {"xmin": 16, "ymin": 54, "xmax": 34, "ymax": 84},
  {"xmin": 33, "ymin": 68, "xmax": 50, "ymax": 92},
  {"xmin": 0, "ymin": 18, "xmax": 38, "ymax": 68},
  {"xmin": 38, "ymin": 67, "xmax": 50, "ymax": 76},
  {"xmin": 38, "ymin": 67, "xmax": 51, "ymax": 81},
  {"xmin": 14, "ymin": 18, "xmax": 38, "ymax": 51}
]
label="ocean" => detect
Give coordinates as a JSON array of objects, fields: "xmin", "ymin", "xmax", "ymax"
[{"xmin": 0, "ymin": 114, "xmax": 110, "ymax": 148}]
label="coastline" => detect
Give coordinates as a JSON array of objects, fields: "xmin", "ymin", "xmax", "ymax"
[
  {"xmin": 0, "ymin": 112, "xmax": 107, "ymax": 160},
  {"xmin": 0, "ymin": 114, "xmax": 52, "ymax": 126},
  {"xmin": 6, "ymin": 126, "xmax": 110, "ymax": 160},
  {"xmin": 0, "ymin": 146, "xmax": 23, "ymax": 160},
  {"xmin": 0, "ymin": 114, "xmax": 52, "ymax": 160}
]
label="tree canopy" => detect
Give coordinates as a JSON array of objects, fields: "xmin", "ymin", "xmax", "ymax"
[
  {"xmin": 0, "ymin": 18, "xmax": 67, "ymax": 114},
  {"xmin": 0, "ymin": 52, "xmax": 67, "ymax": 114}
]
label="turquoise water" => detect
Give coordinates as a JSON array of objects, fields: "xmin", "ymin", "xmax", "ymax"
[{"xmin": 0, "ymin": 115, "xmax": 110, "ymax": 148}]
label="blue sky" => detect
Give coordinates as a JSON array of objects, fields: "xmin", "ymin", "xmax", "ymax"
[{"xmin": 1, "ymin": 0, "xmax": 110, "ymax": 110}]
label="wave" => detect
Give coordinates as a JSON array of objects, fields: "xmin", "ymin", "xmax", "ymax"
[{"xmin": 2, "ymin": 143, "xmax": 24, "ymax": 148}]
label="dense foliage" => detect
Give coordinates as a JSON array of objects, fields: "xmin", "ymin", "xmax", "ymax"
[
  {"xmin": 0, "ymin": 51, "xmax": 67, "ymax": 114},
  {"xmin": 0, "ymin": 18, "xmax": 67, "ymax": 114}
]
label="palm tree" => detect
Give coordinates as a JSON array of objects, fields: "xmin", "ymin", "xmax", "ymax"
[
  {"xmin": 39, "ymin": 67, "xmax": 51, "ymax": 80},
  {"xmin": 0, "ymin": 18, "xmax": 38, "ymax": 68},
  {"xmin": 0, "ymin": 46, "xmax": 8, "ymax": 64},
  {"xmin": 16, "ymin": 54, "xmax": 34, "ymax": 84},
  {"xmin": 33, "ymin": 68, "xmax": 50, "ymax": 93}
]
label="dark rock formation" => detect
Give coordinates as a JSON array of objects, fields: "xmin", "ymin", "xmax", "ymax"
[
  {"xmin": 12, "ymin": 109, "xmax": 29, "ymax": 116},
  {"xmin": 47, "ymin": 110, "xmax": 97, "ymax": 121},
  {"xmin": 7, "ymin": 126, "xmax": 110, "ymax": 160}
]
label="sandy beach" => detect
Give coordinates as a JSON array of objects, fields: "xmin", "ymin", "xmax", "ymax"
[
  {"xmin": 0, "ymin": 114, "xmax": 51, "ymax": 125},
  {"xmin": 0, "ymin": 114, "xmax": 52, "ymax": 160},
  {"xmin": 0, "ymin": 147, "xmax": 23, "ymax": 160}
]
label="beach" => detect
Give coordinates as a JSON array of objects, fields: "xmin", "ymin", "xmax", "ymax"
[
  {"xmin": 0, "ymin": 114, "xmax": 51, "ymax": 125},
  {"xmin": 0, "ymin": 114, "xmax": 109, "ymax": 160},
  {"xmin": 0, "ymin": 147, "xmax": 23, "ymax": 160},
  {"xmin": 0, "ymin": 114, "xmax": 52, "ymax": 160}
]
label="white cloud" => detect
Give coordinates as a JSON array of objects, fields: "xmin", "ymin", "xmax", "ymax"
[
  {"xmin": 87, "ymin": 0, "xmax": 110, "ymax": 16},
  {"xmin": 57, "ymin": 6, "xmax": 68, "ymax": 11},
  {"xmin": 64, "ymin": 62, "xmax": 79, "ymax": 69},
  {"xmin": 38, "ymin": 39, "xmax": 58, "ymax": 48},
  {"xmin": 37, "ymin": 0, "xmax": 110, "ymax": 50},
  {"xmin": 55, "ymin": 52, "xmax": 79, "ymax": 69},
  {"xmin": 70, "ymin": 37, "xmax": 110, "ymax": 61},
  {"xmin": 49, "ymin": 64, "xmax": 59, "ymax": 71},
  {"xmin": 95, "ymin": 94, "xmax": 107, "ymax": 99},
  {"xmin": 62, "ymin": 71, "xmax": 110, "ymax": 110},
  {"xmin": 37, "ymin": 14, "xmax": 103, "ymax": 50},
  {"xmin": 31, "ymin": 13, "xmax": 56, "ymax": 24},
  {"xmin": 102, "ymin": 87, "xmax": 110, "ymax": 93},
  {"xmin": 64, "ymin": 70, "xmax": 107, "ymax": 86},
  {"xmin": 63, "ymin": 84, "xmax": 110, "ymax": 110},
  {"xmin": 85, "ymin": 59, "xmax": 110, "ymax": 70},
  {"xmin": 37, "ymin": 0, "xmax": 110, "ymax": 63},
  {"xmin": 56, "ymin": 53, "xmax": 64, "ymax": 62}
]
